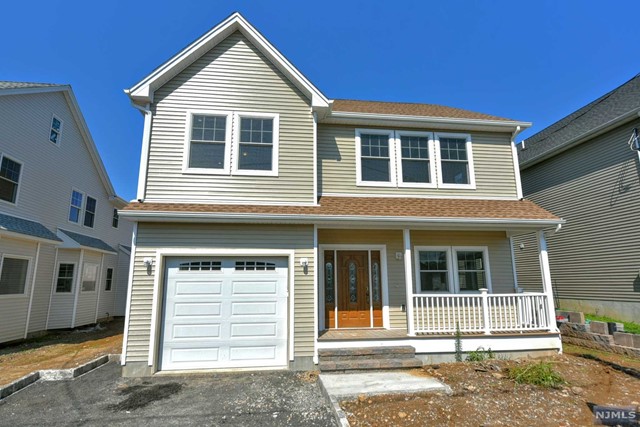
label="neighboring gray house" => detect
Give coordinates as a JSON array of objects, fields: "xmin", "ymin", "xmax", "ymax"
[
  {"xmin": 0, "ymin": 82, "xmax": 133, "ymax": 343},
  {"xmin": 514, "ymin": 74, "xmax": 640, "ymax": 323}
]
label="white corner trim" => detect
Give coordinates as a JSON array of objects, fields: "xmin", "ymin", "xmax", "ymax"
[
  {"xmin": 45, "ymin": 248, "xmax": 60, "ymax": 330},
  {"xmin": 71, "ymin": 249, "xmax": 85, "ymax": 327},
  {"xmin": 312, "ymin": 225, "xmax": 319, "ymax": 364},
  {"xmin": 312, "ymin": 111, "xmax": 318, "ymax": 205},
  {"xmin": 24, "ymin": 243, "xmax": 41, "ymax": 338},
  {"xmin": 403, "ymin": 230, "xmax": 415, "ymax": 336},
  {"xmin": 135, "ymin": 104, "xmax": 152, "ymax": 200},
  {"xmin": 121, "ymin": 223, "xmax": 138, "ymax": 365},
  {"xmin": 511, "ymin": 141, "xmax": 523, "ymax": 199}
]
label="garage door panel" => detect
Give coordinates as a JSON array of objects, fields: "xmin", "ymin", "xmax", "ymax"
[
  {"xmin": 229, "ymin": 345, "xmax": 278, "ymax": 361},
  {"xmin": 173, "ymin": 324, "xmax": 221, "ymax": 339},
  {"xmin": 231, "ymin": 301, "xmax": 279, "ymax": 316},
  {"xmin": 231, "ymin": 280, "xmax": 278, "ymax": 295},
  {"xmin": 174, "ymin": 302, "xmax": 221, "ymax": 317},
  {"xmin": 174, "ymin": 280, "xmax": 222, "ymax": 295},
  {"xmin": 230, "ymin": 322, "xmax": 277, "ymax": 338},
  {"xmin": 170, "ymin": 348, "xmax": 220, "ymax": 364}
]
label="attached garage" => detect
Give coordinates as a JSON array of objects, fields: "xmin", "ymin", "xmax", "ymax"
[{"xmin": 160, "ymin": 256, "xmax": 289, "ymax": 371}]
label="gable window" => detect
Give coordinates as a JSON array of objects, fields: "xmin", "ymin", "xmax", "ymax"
[
  {"xmin": 436, "ymin": 133, "xmax": 475, "ymax": 188},
  {"xmin": 0, "ymin": 155, "xmax": 22, "ymax": 204},
  {"xmin": 55, "ymin": 263, "xmax": 75, "ymax": 293},
  {"xmin": 187, "ymin": 114, "xmax": 229, "ymax": 171},
  {"xmin": 81, "ymin": 263, "xmax": 98, "ymax": 292},
  {"xmin": 415, "ymin": 246, "xmax": 491, "ymax": 293},
  {"xmin": 356, "ymin": 129, "xmax": 395, "ymax": 186},
  {"xmin": 0, "ymin": 256, "xmax": 29, "ymax": 295},
  {"xmin": 235, "ymin": 113, "xmax": 279, "ymax": 175},
  {"xmin": 50, "ymin": 116, "xmax": 63, "ymax": 144},
  {"xmin": 112, "ymin": 208, "xmax": 119, "ymax": 228},
  {"xmin": 69, "ymin": 190, "xmax": 83, "ymax": 223},
  {"xmin": 397, "ymin": 132, "xmax": 435, "ymax": 187},
  {"xmin": 105, "ymin": 268, "xmax": 113, "ymax": 291},
  {"xmin": 84, "ymin": 196, "xmax": 96, "ymax": 228}
]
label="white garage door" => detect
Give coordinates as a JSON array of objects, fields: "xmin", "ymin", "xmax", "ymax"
[{"xmin": 160, "ymin": 257, "xmax": 288, "ymax": 371}]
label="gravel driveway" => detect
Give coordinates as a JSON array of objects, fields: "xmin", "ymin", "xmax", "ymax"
[{"xmin": 0, "ymin": 361, "xmax": 337, "ymax": 426}]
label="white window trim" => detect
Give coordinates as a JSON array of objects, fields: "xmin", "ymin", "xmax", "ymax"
[
  {"xmin": 83, "ymin": 195, "xmax": 97, "ymax": 229},
  {"xmin": 452, "ymin": 246, "xmax": 492, "ymax": 293},
  {"xmin": 355, "ymin": 129, "xmax": 396, "ymax": 187},
  {"xmin": 104, "ymin": 267, "xmax": 114, "ymax": 292},
  {"xmin": 49, "ymin": 114, "xmax": 63, "ymax": 146},
  {"xmin": 0, "ymin": 153, "xmax": 24, "ymax": 206},
  {"xmin": 0, "ymin": 254, "xmax": 32, "ymax": 298},
  {"xmin": 414, "ymin": 246, "xmax": 492, "ymax": 293},
  {"xmin": 232, "ymin": 112, "xmax": 280, "ymax": 177},
  {"xmin": 182, "ymin": 110, "xmax": 232, "ymax": 175},
  {"xmin": 396, "ymin": 131, "xmax": 437, "ymax": 188},
  {"xmin": 413, "ymin": 246, "xmax": 454, "ymax": 293},
  {"xmin": 68, "ymin": 188, "xmax": 84, "ymax": 225},
  {"xmin": 435, "ymin": 132, "xmax": 476, "ymax": 190},
  {"xmin": 54, "ymin": 262, "xmax": 76, "ymax": 294},
  {"xmin": 80, "ymin": 263, "xmax": 99, "ymax": 293}
]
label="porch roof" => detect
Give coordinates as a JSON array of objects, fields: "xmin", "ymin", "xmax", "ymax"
[{"xmin": 121, "ymin": 196, "xmax": 562, "ymax": 227}]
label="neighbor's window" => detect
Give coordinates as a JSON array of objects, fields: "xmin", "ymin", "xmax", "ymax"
[
  {"xmin": 112, "ymin": 208, "xmax": 119, "ymax": 228},
  {"xmin": 56, "ymin": 264, "xmax": 75, "ymax": 293},
  {"xmin": 456, "ymin": 251, "xmax": 487, "ymax": 291},
  {"xmin": 0, "ymin": 155, "xmax": 22, "ymax": 204},
  {"xmin": 0, "ymin": 257, "xmax": 29, "ymax": 295},
  {"xmin": 359, "ymin": 132, "xmax": 393, "ymax": 183},
  {"xmin": 399, "ymin": 134, "xmax": 431, "ymax": 184},
  {"xmin": 105, "ymin": 268, "xmax": 113, "ymax": 291},
  {"xmin": 83, "ymin": 196, "xmax": 96, "ymax": 228},
  {"xmin": 439, "ymin": 136, "xmax": 471, "ymax": 185},
  {"xmin": 417, "ymin": 250, "xmax": 450, "ymax": 292},
  {"xmin": 69, "ymin": 190, "xmax": 83, "ymax": 223},
  {"xmin": 237, "ymin": 116, "xmax": 275, "ymax": 171},
  {"xmin": 50, "ymin": 116, "xmax": 62, "ymax": 144},
  {"xmin": 81, "ymin": 264, "xmax": 98, "ymax": 292},
  {"xmin": 189, "ymin": 114, "xmax": 228, "ymax": 169}
]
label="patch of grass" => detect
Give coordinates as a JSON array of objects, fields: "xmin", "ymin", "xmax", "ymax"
[
  {"xmin": 581, "ymin": 313, "xmax": 640, "ymax": 335},
  {"xmin": 508, "ymin": 362, "xmax": 565, "ymax": 388},
  {"xmin": 466, "ymin": 347, "xmax": 494, "ymax": 362}
]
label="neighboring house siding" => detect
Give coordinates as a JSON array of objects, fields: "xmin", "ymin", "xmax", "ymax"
[
  {"xmin": 318, "ymin": 124, "xmax": 518, "ymax": 198},
  {"xmin": 26, "ymin": 244, "xmax": 57, "ymax": 333},
  {"xmin": 96, "ymin": 254, "xmax": 118, "ymax": 320},
  {"xmin": 125, "ymin": 223, "xmax": 314, "ymax": 364},
  {"xmin": 512, "ymin": 232, "xmax": 543, "ymax": 292},
  {"xmin": 145, "ymin": 31, "xmax": 315, "ymax": 204},
  {"xmin": 520, "ymin": 118, "xmax": 640, "ymax": 306},
  {"xmin": 114, "ymin": 249, "xmax": 130, "ymax": 317},
  {"xmin": 46, "ymin": 249, "xmax": 78, "ymax": 329}
]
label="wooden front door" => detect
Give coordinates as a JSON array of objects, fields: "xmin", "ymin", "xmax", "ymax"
[{"xmin": 337, "ymin": 251, "xmax": 371, "ymax": 327}]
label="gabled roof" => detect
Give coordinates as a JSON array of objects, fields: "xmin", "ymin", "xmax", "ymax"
[
  {"xmin": 0, "ymin": 212, "xmax": 62, "ymax": 243},
  {"xmin": 125, "ymin": 12, "xmax": 330, "ymax": 110},
  {"xmin": 58, "ymin": 229, "xmax": 117, "ymax": 254},
  {"xmin": 0, "ymin": 82, "xmax": 127, "ymax": 207},
  {"xmin": 519, "ymin": 73, "xmax": 640, "ymax": 168}
]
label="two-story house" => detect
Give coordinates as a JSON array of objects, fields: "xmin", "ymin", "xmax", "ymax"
[
  {"xmin": 514, "ymin": 74, "xmax": 640, "ymax": 323},
  {"xmin": 119, "ymin": 13, "xmax": 564, "ymax": 376},
  {"xmin": 0, "ymin": 82, "xmax": 133, "ymax": 343}
]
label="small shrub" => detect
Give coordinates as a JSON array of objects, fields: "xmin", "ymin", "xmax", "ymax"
[
  {"xmin": 508, "ymin": 362, "xmax": 565, "ymax": 388},
  {"xmin": 466, "ymin": 347, "xmax": 494, "ymax": 362}
]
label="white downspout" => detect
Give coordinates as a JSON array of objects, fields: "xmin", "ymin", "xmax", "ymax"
[
  {"xmin": 131, "ymin": 102, "xmax": 152, "ymax": 201},
  {"xmin": 511, "ymin": 125, "xmax": 524, "ymax": 200}
]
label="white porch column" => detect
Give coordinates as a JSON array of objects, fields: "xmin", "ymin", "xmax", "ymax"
[
  {"xmin": 403, "ymin": 229, "xmax": 415, "ymax": 336},
  {"xmin": 537, "ymin": 230, "xmax": 559, "ymax": 332}
]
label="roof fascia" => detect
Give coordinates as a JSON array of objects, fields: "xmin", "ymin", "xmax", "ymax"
[
  {"xmin": 0, "ymin": 86, "xmax": 69, "ymax": 97},
  {"xmin": 126, "ymin": 12, "xmax": 329, "ymax": 109},
  {"xmin": 520, "ymin": 107, "xmax": 640, "ymax": 170},
  {"xmin": 0, "ymin": 229, "xmax": 62, "ymax": 245}
]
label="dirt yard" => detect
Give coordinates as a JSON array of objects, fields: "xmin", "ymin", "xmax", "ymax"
[
  {"xmin": 0, "ymin": 319, "xmax": 123, "ymax": 387},
  {"xmin": 341, "ymin": 349, "xmax": 640, "ymax": 426}
]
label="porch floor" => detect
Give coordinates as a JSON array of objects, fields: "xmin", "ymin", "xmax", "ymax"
[{"xmin": 318, "ymin": 328, "xmax": 555, "ymax": 341}]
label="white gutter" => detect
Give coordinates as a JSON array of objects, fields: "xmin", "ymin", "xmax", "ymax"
[
  {"xmin": 130, "ymin": 102, "xmax": 153, "ymax": 201},
  {"xmin": 511, "ymin": 125, "xmax": 524, "ymax": 199}
]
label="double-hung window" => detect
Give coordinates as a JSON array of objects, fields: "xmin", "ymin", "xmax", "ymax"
[
  {"xmin": 186, "ymin": 113, "xmax": 230, "ymax": 172},
  {"xmin": 0, "ymin": 256, "xmax": 30, "ymax": 295},
  {"xmin": 105, "ymin": 268, "xmax": 114, "ymax": 291},
  {"xmin": 356, "ymin": 130, "xmax": 395, "ymax": 186},
  {"xmin": 84, "ymin": 196, "xmax": 96, "ymax": 228},
  {"xmin": 0, "ymin": 155, "xmax": 22, "ymax": 204},
  {"xmin": 415, "ymin": 246, "xmax": 491, "ymax": 293},
  {"xmin": 112, "ymin": 208, "xmax": 119, "ymax": 228},
  {"xmin": 69, "ymin": 190, "xmax": 83, "ymax": 223},
  {"xmin": 50, "ymin": 116, "xmax": 63, "ymax": 145},
  {"xmin": 235, "ymin": 113, "xmax": 279, "ymax": 175},
  {"xmin": 55, "ymin": 263, "xmax": 75, "ymax": 293},
  {"xmin": 436, "ymin": 133, "xmax": 475, "ymax": 188},
  {"xmin": 81, "ymin": 263, "xmax": 98, "ymax": 292},
  {"xmin": 397, "ymin": 132, "xmax": 435, "ymax": 187}
]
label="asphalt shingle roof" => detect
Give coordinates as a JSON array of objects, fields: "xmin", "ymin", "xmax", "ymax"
[
  {"xmin": 0, "ymin": 81, "xmax": 64, "ymax": 90},
  {"xmin": 59, "ymin": 229, "xmax": 116, "ymax": 253},
  {"xmin": 519, "ymin": 73, "xmax": 640, "ymax": 166},
  {"xmin": 0, "ymin": 213, "xmax": 61, "ymax": 242}
]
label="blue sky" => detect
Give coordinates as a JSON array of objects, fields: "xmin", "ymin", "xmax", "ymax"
[{"xmin": 3, "ymin": 1, "xmax": 640, "ymax": 200}]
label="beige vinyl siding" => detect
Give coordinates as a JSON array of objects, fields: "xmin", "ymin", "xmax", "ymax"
[
  {"xmin": 114, "ymin": 249, "xmax": 130, "ymax": 317},
  {"xmin": 0, "ymin": 237, "xmax": 37, "ymax": 342},
  {"xmin": 520, "ymin": 118, "xmax": 640, "ymax": 304},
  {"xmin": 512, "ymin": 232, "xmax": 543, "ymax": 292},
  {"xmin": 26, "ymin": 243, "xmax": 57, "ymax": 333},
  {"xmin": 318, "ymin": 125, "xmax": 518, "ymax": 198},
  {"xmin": 146, "ymin": 31, "xmax": 314, "ymax": 204},
  {"xmin": 125, "ymin": 223, "xmax": 314, "ymax": 364}
]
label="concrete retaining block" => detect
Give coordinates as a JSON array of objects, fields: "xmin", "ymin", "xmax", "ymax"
[
  {"xmin": 589, "ymin": 321, "xmax": 609, "ymax": 335},
  {"xmin": 0, "ymin": 372, "xmax": 40, "ymax": 400},
  {"xmin": 567, "ymin": 312, "xmax": 585, "ymax": 324},
  {"xmin": 614, "ymin": 332, "xmax": 635, "ymax": 348}
]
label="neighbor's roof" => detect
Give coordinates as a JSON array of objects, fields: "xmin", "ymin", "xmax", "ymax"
[
  {"xmin": 332, "ymin": 99, "xmax": 516, "ymax": 122},
  {"xmin": 122, "ymin": 196, "xmax": 560, "ymax": 224},
  {"xmin": 519, "ymin": 73, "xmax": 640, "ymax": 167},
  {"xmin": 0, "ymin": 81, "xmax": 64, "ymax": 90},
  {"xmin": 0, "ymin": 213, "xmax": 62, "ymax": 243},
  {"xmin": 59, "ymin": 229, "xmax": 116, "ymax": 253}
]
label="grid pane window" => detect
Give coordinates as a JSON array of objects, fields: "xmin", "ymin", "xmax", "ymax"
[
  {"xmin": 361, "ymin": 134, "xmax": 391, "ymax": 182},
  {"xmin": 112, "ymin": 209, "xmax": 119, "ymax": 228},
  {"xmin": 189, "ymin": 115, "xmax": 227, "ymax": 169},
  {"xmin": 418, "ymin": 251, "xmax": 449, "ymax": 292},
  {"xmin": 105, "ymin": 268, "xmax": 113, "ymax": 291},
  {"xmin": 400, "ymin": 135, "xmax": 430, "ymax": 183},
  {"xmin": 81, "ymin": 264, "xmax": 98, "ymax": 292},
  {"xmin": 238, "ymin": 118, "xmax": 274, "ymax": 171},
  {"xmin": 456, "ymin": 251, "xmax": 486, "ymax": 291},
  {"xmin": 56, "ymin": 264, "xmax": 74, "ymax": 293},
  {"xmin": 0, "ymin": 157, "xmax": 21, "ymax": 203},
  {"xmin": 69, "ymin": 190, "xmax": 83, "ymax": 223},
  {"xmin": 84, "ymin": 196, "xmax": 96, "ymax": 228},
  {"xmin": 440, "ymin": 137, "xmax": 469, "ymax": 184},
  {"xmin": 50, "ymin": 116, "xmax": 62, "ymax": 144},
  {"xmin": 0, "ymin": 257, "xmax": 29, "ymax": 295}
]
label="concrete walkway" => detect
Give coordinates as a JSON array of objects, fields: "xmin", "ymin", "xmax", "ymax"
[{"xmin": 320, "ymin": 371, "xmax": 451, "ymax": 398}]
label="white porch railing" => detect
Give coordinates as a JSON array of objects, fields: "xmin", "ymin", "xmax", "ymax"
[{"xmin": 412, "ymin": 289, "xmax": 552, "ymax": 335}]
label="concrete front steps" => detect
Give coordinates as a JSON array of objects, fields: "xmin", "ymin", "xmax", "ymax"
[{"xmin": 318, "ymin": 346, "xmax": 423, "ymax": 372}]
